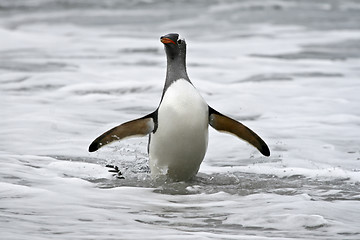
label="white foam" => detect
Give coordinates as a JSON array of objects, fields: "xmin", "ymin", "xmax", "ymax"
[{"xmin": 1, "ymin": 1, "xmax": 360, "ymax": 239}]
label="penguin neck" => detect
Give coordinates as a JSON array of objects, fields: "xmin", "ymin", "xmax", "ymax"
[{"xmin": 162, "ymin": 55, "xmax": 190, "ymax": 98}]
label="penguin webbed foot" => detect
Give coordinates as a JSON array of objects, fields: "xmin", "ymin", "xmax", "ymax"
[{"xmin": 106, "ymin": 164, "xmax": 125, "ymax": 179}]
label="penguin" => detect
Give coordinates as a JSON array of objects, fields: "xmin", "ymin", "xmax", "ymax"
[{"xmin": 89, "ymin": 33, "xmax": 270, "ymax": 181}]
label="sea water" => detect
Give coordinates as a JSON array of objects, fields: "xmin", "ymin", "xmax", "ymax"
[{"xmin": 1, "ymin": 0, "xmax": 360, "ymax": 239}]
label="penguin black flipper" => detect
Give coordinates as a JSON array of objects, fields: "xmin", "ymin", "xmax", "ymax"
[
  {"xmin": 88, "ymin": 111, "xmax": 157, "ymax": 152},
  {"xmin": 208, "ymin": 107, "xmax": 270, "ymax": 157}
]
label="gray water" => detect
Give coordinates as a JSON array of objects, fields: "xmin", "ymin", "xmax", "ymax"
[{"xmin": 1, "ymin": 0, "xmax": 360, "ymax": 239}]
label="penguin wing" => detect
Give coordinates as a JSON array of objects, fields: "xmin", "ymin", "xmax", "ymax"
[
  {"xmin": 89, "ymin": 111, "xmax": 157, "ymax": 152},
  {"xmin": 208, "ymin": 107, "xmax": 270, "ymax": 156}
]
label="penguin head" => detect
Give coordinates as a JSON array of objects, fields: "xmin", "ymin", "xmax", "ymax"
[{"xmin": 160, "ymin": 33, "xmax": 186, "ymax": 60}]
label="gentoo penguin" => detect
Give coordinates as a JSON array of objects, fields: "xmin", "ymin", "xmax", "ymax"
[{"xmin": 89, "ymin": 33, "xmax": 270, "ymax": 181}]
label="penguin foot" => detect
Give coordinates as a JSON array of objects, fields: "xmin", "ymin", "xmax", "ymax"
[{"xmin": 106, "ymin": 164, "xmax": 125, "ymax": 179}]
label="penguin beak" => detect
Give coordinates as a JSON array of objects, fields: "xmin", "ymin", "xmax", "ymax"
[{"xmin": 160, "ymin": 37, "xmax": 176, "ymax": 45}]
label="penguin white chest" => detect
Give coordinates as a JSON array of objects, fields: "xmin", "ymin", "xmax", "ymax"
[{"xmin": 149, "ymin": 79, "xmax": 209, "ymax": 180}]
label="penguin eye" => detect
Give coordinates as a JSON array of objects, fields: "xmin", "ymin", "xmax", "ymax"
[{"xmin": 177, "ymin": 39, "xmax": 182, "ymax": 44}]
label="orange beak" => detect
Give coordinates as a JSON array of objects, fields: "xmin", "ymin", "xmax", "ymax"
[{"xmin": 160, "ymin": 37, "xmax": 176, "ymax": 45}]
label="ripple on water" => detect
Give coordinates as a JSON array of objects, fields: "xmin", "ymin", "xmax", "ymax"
[{"xmin": 48, "ymin": 154, "xmax": 360, "ymax": 202}]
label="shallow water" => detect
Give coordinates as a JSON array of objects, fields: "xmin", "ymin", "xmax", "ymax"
[{"xmin": 1, "ymin": 0, "xmax": 360, "ymax": 239}]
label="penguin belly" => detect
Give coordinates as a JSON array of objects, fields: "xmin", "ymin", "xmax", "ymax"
[{"xmin": 149, "ymin": 79, "xmax": 209, "ymax": 181}]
